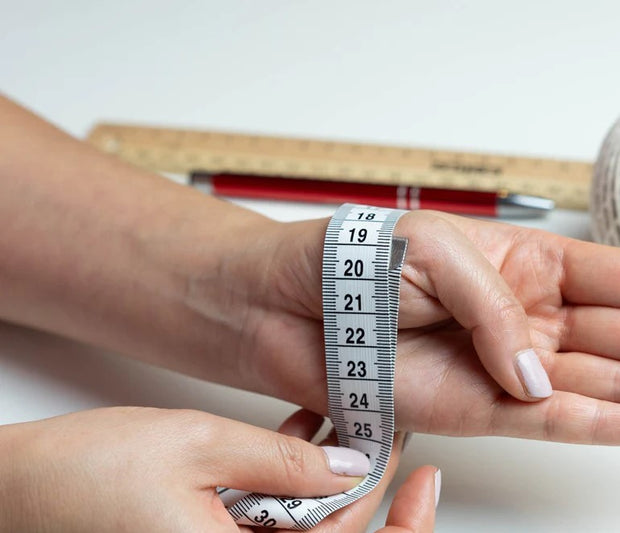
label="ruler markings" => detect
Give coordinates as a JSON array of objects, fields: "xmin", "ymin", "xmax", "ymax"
[{"xmin": 87, "ymin": 124, "xmax": 593, "ymax": 209}]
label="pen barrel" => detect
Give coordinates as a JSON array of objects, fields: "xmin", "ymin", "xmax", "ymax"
[
  {"xmin": 200, "ymin": 173, "xmax": 549, "ymax": 217},
  {"xmin": 210, "ymin": 173, "xmax": 406, "ymax": 208},
  {"xmin": 209, "ymin": 173, "xmax": 498, "ymax": 214},
  {"xmin": 416, "ymin": 188, "xmax": 497, "ymax": 216}
]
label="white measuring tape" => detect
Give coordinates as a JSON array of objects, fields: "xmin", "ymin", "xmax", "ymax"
[{"xmin": 219, "ymin": 203, "xmax": 408, "ymax": 529}]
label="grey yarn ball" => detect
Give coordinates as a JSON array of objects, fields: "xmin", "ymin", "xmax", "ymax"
[{"xmin": 591, "ymin": 118, "xmax": 620, "ymax": 245}]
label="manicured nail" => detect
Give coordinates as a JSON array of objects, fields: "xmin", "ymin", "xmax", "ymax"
[
  {"xmin": 515, "ymin": 349, "xmax": 553, "ymax": 398},
  {"xmin": 321, "ymin": 446, "xmax": 370, "ymax": 477},
  {"xmin": 434, "ymin": 469, "xmax": 442, "ymax": 508}
]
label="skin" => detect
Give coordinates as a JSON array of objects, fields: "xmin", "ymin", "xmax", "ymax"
[
  {"xmin": 255, "ymin": 409, "xmax": 438, "ymax": 533},
  {"xmin": 0, "ymin": 94, "xmax": 438, "ymax": 531},
  {"xmin": 0, "ymin": 406, "xmax": 437, "ymax": 532},
  {"xmin": 1, "ymin": 93, "xmax": 619, "ymax": 528},
  {"xmin": 241, "ymin": 211, "xmax": 620, "ymax": 442}
]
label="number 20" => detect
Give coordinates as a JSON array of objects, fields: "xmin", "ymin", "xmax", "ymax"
[{"xmin": 344, "ymin": 259, "xmax": 364, "ymax": 277}]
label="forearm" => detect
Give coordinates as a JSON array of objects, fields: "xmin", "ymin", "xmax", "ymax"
[{"xmin": 0, "ymin": 96, "xmax": 279, "ymax": 386}]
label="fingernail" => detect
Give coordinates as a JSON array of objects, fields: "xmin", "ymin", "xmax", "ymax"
[
  {"xmin": 321, "ymin": 446, "xmax": 370, "ymax": 477},
  {"xmin": 515, "ymin": 349, "xmax": 553, "ymax": 398},
  {"xmin": 434, "ymin": 469, "xmax": 442, "ymax": 508}
]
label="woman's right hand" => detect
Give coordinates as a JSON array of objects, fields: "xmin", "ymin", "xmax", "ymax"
[
  {"xmin": 0, "ymin": 406, "xmax": 371, "ymax": 532},
  {"xmin": 0, "ymin": 406, "xmax": 438, "ymax": 532}
]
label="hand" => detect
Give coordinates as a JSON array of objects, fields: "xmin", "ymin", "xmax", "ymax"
[
  {"xmin": 0, "ymin": 406, "xmax": 437, "ymax": 532},
  {"xmin": 3, "ymin": 94, "xmax": 618, "ymax": 446},
  {"xmin": 273, "ymin": 409, "xmax": 439, "ymax": 533},
  {"xmin": 220, "ymin": 210, "xmax": 620, "ymax": 444}
]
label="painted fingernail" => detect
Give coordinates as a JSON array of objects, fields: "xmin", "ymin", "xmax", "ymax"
[
  {"xmin": 434, "ymin": 469, "xmax": 442, "ymax": 508},
  {"xmin": 515, "ymin": 349, "xmax": 553, "ymax": 398},
  {"xmin": 321, "ymin": 446, "xmax": 370, "ymax": 477}
]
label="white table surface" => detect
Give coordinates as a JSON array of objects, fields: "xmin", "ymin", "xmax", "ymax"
[{"xmin": 2, "ymin": 2, "xmax": 620, "ymax": 531}]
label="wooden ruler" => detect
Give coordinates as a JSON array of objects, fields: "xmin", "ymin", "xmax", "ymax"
[{"xmin": 87, "ymin": 123, "xmax": 594, "ymax": 210}]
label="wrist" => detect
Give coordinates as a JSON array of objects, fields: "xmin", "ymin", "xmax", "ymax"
[
  {"xmin": 172, "ymin": 198, "xmax": 286, "ymax": 386},
  {"xmin": 212, "ymin": 215, "xmax": 330, "ymax": 407},
  {"xmin": 97, "ymin": 186, "xmax": 288, "ymax": 388}
]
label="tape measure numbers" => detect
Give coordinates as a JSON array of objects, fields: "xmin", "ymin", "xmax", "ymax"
[
  {"xmin": 218, "ymin": 204, "xmax": 407, "ymax": 529},
  {"xmin": 88, "ymin": 124, "xmax": 593, "ymax": 210}
]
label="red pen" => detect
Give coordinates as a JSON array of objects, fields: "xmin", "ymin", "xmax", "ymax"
[{"xmin": 190, "ymin": 172, "xmax": 553, "ymax": 218}]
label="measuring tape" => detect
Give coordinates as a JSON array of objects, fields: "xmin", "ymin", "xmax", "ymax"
[
  {"xmin": 217, "ymin": 203, "xmax": 407, "ymax": 529},
  {"xmin": 87, "ymin": 123, "xmax": 593, "ymax": 210}
]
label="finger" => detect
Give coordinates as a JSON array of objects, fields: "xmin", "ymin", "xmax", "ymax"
[
  {"xmin": 276, "ymin": 432, "xmax": 406, "ymax": 533},
  {"xmin": 546, "ymin": 351, "xmax": 620, "ymax": 403},
  {"xmin": 379, "ymin": 465, "xmax": 440, "ymax": 533},
  {"xmin": 397, "ymin": 212, "xmax": 552, "ymax": 401},
  {"xmin": 398, "ymin": 278, "xmax": 452, "ymax": 328},
  {"xmin": 203, "ymin": 414, "xmax": 370, "ymax": 496},
  {"xmin": 560, "ymin": 306, "xmax": 620, "ymax": 359},
  {"xmin": 562, "ymin": 239, "xmax": 620, "ymax": 306},
  {"xmin": 490, "ymin": 390, "xmax": 620, "ymax": 443},
  {"xmin": 278, "ymin": 408, "xmax": 325, "ymax": 441},
  {"xmin": 245, "ymin": 410, "xmax": 328, "ymax": 533}
]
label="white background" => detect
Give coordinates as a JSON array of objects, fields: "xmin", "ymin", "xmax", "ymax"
[{"xmin": 1, "ymin": 1, "xmax": 619, "ymax": 531}]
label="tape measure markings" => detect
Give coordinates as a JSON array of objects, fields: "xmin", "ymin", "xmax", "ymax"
[{"xmin": 219, "ymin": 203, "xmax": 407, "ymax": 529}]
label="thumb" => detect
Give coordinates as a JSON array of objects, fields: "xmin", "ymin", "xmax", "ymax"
[
  {"xmin": 398, "ymin": 213, "xmax": 552, "ymax": 401},
  {"xmin": 206, "ymin": 414, "xmax": 370, "ymax": 497},
  {"xmin": 377, "ymin": 465, "xmax": 440, "ymax": 533}
]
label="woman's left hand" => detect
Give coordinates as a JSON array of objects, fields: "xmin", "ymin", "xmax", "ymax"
[{"xmin": 218, "ymin": 210, "xmax": 620, "ymax": 444}]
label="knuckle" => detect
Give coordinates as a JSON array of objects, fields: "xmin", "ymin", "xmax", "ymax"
[
  {"xmin": 167, "ymin": 409, "xmax": 219, "ymax": 445},
  {"xmin": 275, "ymin": 436, "xmax": 309, "ymax": 483}
]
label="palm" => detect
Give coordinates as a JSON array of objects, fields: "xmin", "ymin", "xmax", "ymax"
[
  {"xmin": 395, "ymin": 218, "xmax": 569, "ymax": 437},
  {"xmin": 249, "ymin": 212, "xmax": 620, "ymax": 445}
]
